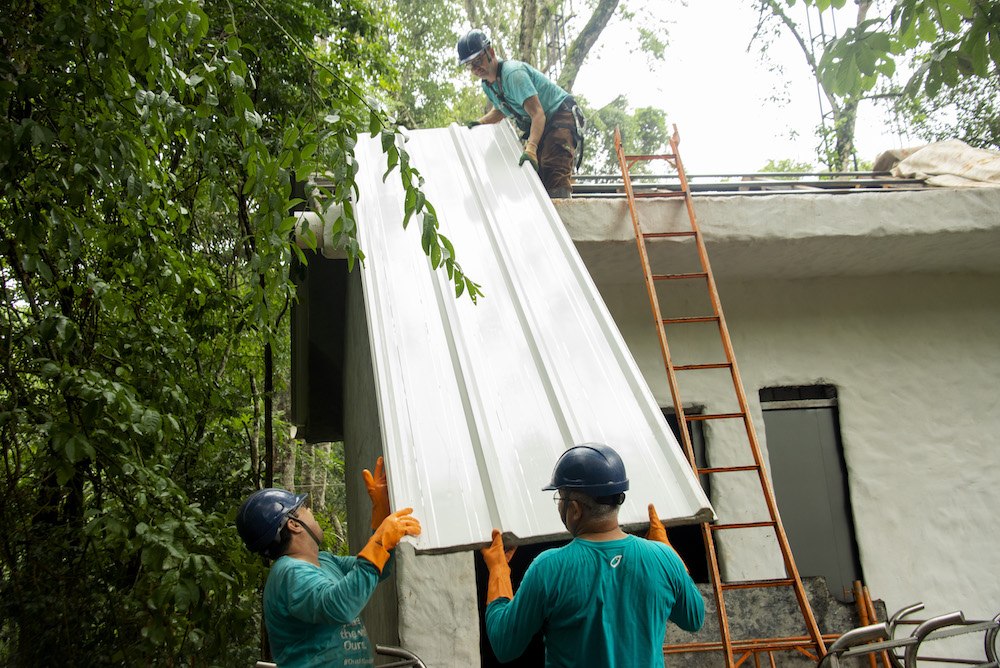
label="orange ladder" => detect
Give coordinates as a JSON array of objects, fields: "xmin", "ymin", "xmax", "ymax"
[{"xmin": 613, "ymin": 125, "xmax": 827, "ymax": 666}]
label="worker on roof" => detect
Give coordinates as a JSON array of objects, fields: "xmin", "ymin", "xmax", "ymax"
[
  {"xmin": 236, "ymin": 458, "xmax": 420, "ymax": 668},
  {"xmin": 479, "ymin": 442, "xmax": 705, "ymax": 667},
  {"xmin": 458, "ymin": 28, "xmax": 584, "ymax": 199}
]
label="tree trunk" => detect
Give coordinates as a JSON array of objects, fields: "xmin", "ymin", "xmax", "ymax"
[
  {"xmin": 534, "ymin": 2, "xmax": 554, "ymax": 72},
  {"xmin": 279, "ymin": 443, "xmax": 296, "ymax": 492},
  {"xmin": 315, "ymin": 441, "xmax": 331, "ymax": 507},
  {"xmin": 556, "ymin": 0, "xmax": 620, "ymax": 93},
  {"xmin": 464, "ymin": 0, "xmax": 478, "ymax": 28},
  {"xmin": 757, "ymin": 0, "xmax": 872, "ymax": 170},
  {"xmin": 249, "ymin": 373, "xmax": 261, "ymax": 485},
  {"xmin": 518, "ymin": 0, "xmax": 537, "ymax": 62},
  {"xmin": 835, "ymin": 99, "xmax": 859, "ymax": 170},
  {"xmin": 301, "ymin": 441, "xmax": 316, "ymax": 503}
]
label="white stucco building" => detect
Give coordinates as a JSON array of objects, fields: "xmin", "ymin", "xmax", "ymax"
[{"xmin": 293, "ymin": 148, "xmax": 1000, "ymax": 665}]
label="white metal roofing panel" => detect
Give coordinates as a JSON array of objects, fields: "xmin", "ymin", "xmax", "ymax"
[{"xmin": 353, "ymin": 121, "xmax": 714, "ymax": 554}]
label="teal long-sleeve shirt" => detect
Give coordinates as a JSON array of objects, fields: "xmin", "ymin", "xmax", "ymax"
[
  {"xmin": 263, "ymin": 551, "xmax": 392, "ymax": 668},
  {"xmin": 485, "ymin": 535, "xmax": 705, "ymax": 667},
  {"xmin": 482, "ymin": 59, "xmax": 569, "ymax": 132}
]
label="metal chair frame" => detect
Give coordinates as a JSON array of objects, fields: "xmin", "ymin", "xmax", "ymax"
[{"xmin": 817, "ymin": 603, "xmax": 999, "ymax": 668}]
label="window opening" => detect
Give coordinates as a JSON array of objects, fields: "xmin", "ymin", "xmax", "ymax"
[{"xmin": 759, "ymin": 385, "xmax": 862, "ymax": 602}]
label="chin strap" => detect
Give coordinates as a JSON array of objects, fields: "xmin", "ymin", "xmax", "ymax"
[{"xmin": 296, "ymin": 518, "xmax": 324, "ymax": 549}]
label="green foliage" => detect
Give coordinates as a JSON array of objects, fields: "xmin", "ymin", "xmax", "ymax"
[
  {"xmin": 0, "ymin": 0, "xmax": 475, "ymax": 664},
  {"xmin": 579, "ymin": 95, "xmax": 670, "ymax": 174},
  {"xmin": 760, "ymin": 158, "xmax": 817, "ymax": 173},
  {"xmin": 892, "ymin": 74, "xmax": 1000, "ymax": 150},
  {"xmin": 378, "ymin": 0, "xmax": 483, "ymax": 128},
  {"xmin": 817, "ymin": 0, "xmax": 1000, "ymax": 99}
]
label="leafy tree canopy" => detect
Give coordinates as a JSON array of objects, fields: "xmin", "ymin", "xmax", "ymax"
[
  {"xmin": 378, "ymin": 0, "xmax": 673, "ymax": 172},
  {"xmin": 816, "ymin": 0, "xmax": 1000, "ymax": 99},
  {"xmin": 756, "ymin": 0, "xmax": 998, "ymax": 169},
  {"xmin": 0, "ymin": 0, "xmax": 478, "ymax": 663},
  {"xmin": 580, "ymin": 95, "xmax": 670, "ymax": 174}
]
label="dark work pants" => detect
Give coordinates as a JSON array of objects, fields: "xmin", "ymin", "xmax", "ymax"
[{"xmin": 538, "ymin": 108, "xmax": 577, "ymax": 196}]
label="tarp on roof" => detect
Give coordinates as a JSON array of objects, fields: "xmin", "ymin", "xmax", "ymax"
[
  {"xmin": 875, "ymin": 139, "xmax": 1000, "ymax": 187},
  {"xmin": 352, "ymin": 121, "xmax": 714, "ymax": 554}
]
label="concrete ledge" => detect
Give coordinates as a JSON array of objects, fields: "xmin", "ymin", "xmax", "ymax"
[{"xmin": 556, "ymin": 188, "xmax": 1000, "ymax": 280}]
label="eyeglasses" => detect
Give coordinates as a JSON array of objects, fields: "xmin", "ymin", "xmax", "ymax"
[
  {"xmin": 465, "ymin": 51, "xmax": 489, "ymax": 70},
  {"xmin": 553, "ymin": 491, "xmax": 595, "ymax": 510}
]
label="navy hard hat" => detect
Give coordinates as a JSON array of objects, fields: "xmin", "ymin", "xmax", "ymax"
[
  {"xmin": 236, "ymin": 488, "xmax": 308, "ymax": 554},
  {"xmin": 543, "ymin": 443, "xmax": 629, "ymax": 496},
  {"xmin": 457, "ymin": 29, "xmax": 491, "ymax": 64}
]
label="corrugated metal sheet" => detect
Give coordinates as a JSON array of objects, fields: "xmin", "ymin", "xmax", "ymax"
[{"xmin": 353, "ymin": 121, "xmax": 713, "ymax": 554}]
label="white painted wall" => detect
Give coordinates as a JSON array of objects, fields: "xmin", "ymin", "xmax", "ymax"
[{"xmin": 589, "ymin": 268, "xmax": 1000, "ymax": 632}]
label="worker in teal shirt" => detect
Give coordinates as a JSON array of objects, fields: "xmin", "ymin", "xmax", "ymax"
[
  {"xmin": 237, "ymin": 458, "xmax": 420, "ymax": 668},
  {"xmin": 458, "ymin": 29, "xmax": 583, "ymax": 199},
  {"xmin": 480, "ymin": 443, "xmax": 705, "ymax": 667}
]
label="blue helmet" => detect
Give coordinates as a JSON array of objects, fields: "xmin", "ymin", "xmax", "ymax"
[
  {"xmin": 457, "ymin": 29, "xmax": 491, "ymax": 65},
  {"xmin": 543, "ymin": 443, "xmax": 629, "ymax": 496},
  {"xmin": 236, "ymin": 488, "xmax": 308, "ymax": 554}
]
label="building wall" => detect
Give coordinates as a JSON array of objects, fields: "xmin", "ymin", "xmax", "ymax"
[
  {"xmin": 589, "ymin": 266, "xmax": 1000, "ymax": 637},
  {"xmin": 340, "ymin": 188, "xmax": 1000, "ymax": 664}
]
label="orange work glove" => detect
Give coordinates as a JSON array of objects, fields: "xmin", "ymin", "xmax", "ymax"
[
  {"xmin": 645, "ymin": 503, "xmax": 689, "ymax": 573},
  {"xmin": 645, "ymin": 503, "xmax": 671, "ymax": 545},
  {"xmin": 480, "ymin": 529, "xmax": 516, "ymax": 603},
  {"xmin": 362, "ymin": 456, "xmax": 391, "ymax": 530},
  {"xmin": 358, "ymin": 508, "xmax": 421, "ymax": 573}
]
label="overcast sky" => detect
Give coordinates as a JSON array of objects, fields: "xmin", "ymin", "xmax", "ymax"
[{"xmin": 572, "ymin": 0, "xmax": 913, "ymax": 173}]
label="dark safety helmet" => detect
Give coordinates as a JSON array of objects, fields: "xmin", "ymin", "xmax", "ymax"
[
  {"xmin": 542, "ymin": 442, "xmax": 630, "ymax": 496},
  {"xmin": 457, "ymin": 29, "xmax": 491, "ymax": 65},
  {"xmin": 236, "ymin": 488, "xmax": 308, "ymax": 554}
]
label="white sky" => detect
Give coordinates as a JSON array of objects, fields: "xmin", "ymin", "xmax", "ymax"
[{"xmin": 572, "ymin": 0, "xmax": 915, "ymax": 173}]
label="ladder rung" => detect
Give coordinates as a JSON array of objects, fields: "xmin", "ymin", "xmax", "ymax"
[
  {"xmin": 652, "ymin": 272, "xmax": 707, "ymax": 281},
  {"xmin": 634, "ymin": 190, "xmax": 686, "ymax": 198},
  {"xmin": 643, "ymin": 231, "xmax": 696, "ymax": 239},
  {"xmin": 661, "ymin": 316, "xmax": 719, "ymax": 325},
  {"xmin": 697, "ymin": 465, "xmax": 759, "ymax": 475},
  {"xmin": 665, "ymin": 635, "xmax": 839, "ymax": 655},
  {"xmin": 720, "ymin": 578, "xmax": 796, "ymax": 591},
  {"xmin": 674, "ymin": 362, "xmax": 732, "ymax": 371},
  {"xmin": 625, "ymin": 153, "xmax": 677, "ymax": 161},
  {"xmin": 685, "ymin": 412, "xmax": 745, "ymax": 421},
  {"xmin": 710, "ymin": 521, "xmax": 777, "ymax": 532}
]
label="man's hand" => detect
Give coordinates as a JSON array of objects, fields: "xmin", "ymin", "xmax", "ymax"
[
  {"xmin": 358, "ymin": 508, "xmax": 421, "ymax": 573},
  {"xmin": 645, "ymin": 504, "xmax": 689, "ymax": 573},
  {"xmin": 645, "ymin": 503, "xmax": 670, "ymax": 544},
  {"xmin": 466, "ymin": 120, "xmax": 482, "ymax": 128},
  {"xmin": 519, "ymin": 140, "xmax": 539, "ymax": 171},
  {"xmin": 373, "ymin": 508, "xmax": 421, "ymax": 550},
  {"xmin": 362, "ymin": 457, "xmax": 390, "ymax": 530},
  {"xmin": 480, "ymin": 529, "xmax": 515, "ymax": 603},
  {"xmin": 481, "ymin": 529, "xmax": 516, "ymax": 568}
]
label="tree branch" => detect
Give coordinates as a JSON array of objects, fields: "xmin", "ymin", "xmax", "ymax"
[{"xmin": 557, "ymin": 0, "xmax": 619, "ymax": 93}]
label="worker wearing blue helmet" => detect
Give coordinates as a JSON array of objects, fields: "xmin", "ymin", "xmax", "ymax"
[
  {"xmin": 479, "ymin": 443, "xmax": 705, "ymax": 667},
  {"xmin": 236, "ymin": 458, "xmax": 420, "ymax": 668},
  {"xmin": 458, "ymin": 28, "xmax": 584, "ymax": 199}
]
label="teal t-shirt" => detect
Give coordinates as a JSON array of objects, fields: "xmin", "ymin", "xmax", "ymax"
[
  {"xmin": 482, "ymin": 59, "xmax": 569, "ymax": 132},
  {"xmin": 485, "ymin": 535, "xmax": 705, "ymax": 668},
  {"xmin": 264, "ymin": 552, "xmax": 389, "ymax": 668}
]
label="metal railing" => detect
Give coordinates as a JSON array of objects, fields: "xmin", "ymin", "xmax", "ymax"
[
  {"xmin": 817, "ymin": 603, "xmax": 1000, "ymax": 668},
  {"xmin": 570, "ymin": 171, "xmax": 929, "ymax": 197}
]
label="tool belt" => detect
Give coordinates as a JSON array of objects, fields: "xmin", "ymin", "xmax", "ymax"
[
  {"xmin": 555, "ymin": 96, "xmax": 586, "ymax": 171},
  {"xmin": 518, "ymin": 96, "xmax": 586, "ymax": 171}
]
